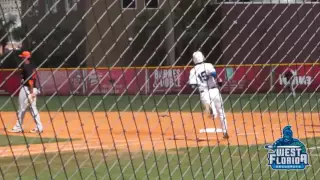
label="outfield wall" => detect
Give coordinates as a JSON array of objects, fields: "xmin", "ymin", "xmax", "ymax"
[{"xmin": 0, "ymin": 64, "xmax": 319, "ymax": 96}]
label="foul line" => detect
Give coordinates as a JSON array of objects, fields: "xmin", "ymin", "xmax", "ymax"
[{"xmin": 308, "ymin": 146, "xmax": 320, "ymax": 150}]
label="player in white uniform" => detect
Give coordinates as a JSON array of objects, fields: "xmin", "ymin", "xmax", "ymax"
[{"xmin": 188, "ymin": 51, "xmax": 228, "ymax": 138}]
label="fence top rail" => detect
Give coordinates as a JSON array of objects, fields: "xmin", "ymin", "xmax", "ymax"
[
  {"xmin": 0, "ymin": 63, "xmax": 319, "ymax": 71},
  {"xmin": 217, "ymin": 1, "xmax": 320, "ymax": 4}
]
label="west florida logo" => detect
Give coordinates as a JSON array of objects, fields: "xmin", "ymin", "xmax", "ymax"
[{"xmin": 265, "ymin": 126, "xmax": 309, "ymax": 170}]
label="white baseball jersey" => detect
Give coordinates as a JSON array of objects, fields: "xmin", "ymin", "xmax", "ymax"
[{"xmin": 188, "ymin": 63, "xmax": 217, "ymax": 92}]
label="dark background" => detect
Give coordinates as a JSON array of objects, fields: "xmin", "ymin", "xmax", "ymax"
[{"xmin": 1, "ymin": 3, "xmax": 319, "ymax": 68}]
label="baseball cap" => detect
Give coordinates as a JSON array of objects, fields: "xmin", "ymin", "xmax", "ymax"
[{"xmin": 18, "ymin": 51, "xmax": 31, "ymax": 58}]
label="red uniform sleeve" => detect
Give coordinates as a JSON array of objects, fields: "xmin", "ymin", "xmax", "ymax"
[{"xmin": 28, "ymin": 69, "xmax": 36, "ymax": 88}]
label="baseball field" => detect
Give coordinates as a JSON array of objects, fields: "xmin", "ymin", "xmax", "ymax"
[{"xmin": 0, "ymin": 93, "xmax": 319, "ymax": 179}]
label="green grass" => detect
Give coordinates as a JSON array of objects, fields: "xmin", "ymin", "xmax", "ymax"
[
  {"xmin": 0, "ymin": 93, "xmax": 319, "ymax": 112},
  {"xmin": 1, "ymin": 137, "xmax": 320, "ymax": 179},
  {"xmin": 0, "ymin": 134, "xmax": 72, "ymax": 147}
]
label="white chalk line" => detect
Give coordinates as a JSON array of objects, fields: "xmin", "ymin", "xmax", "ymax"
[
  {"xmin": 308, "ymin": 146, "xmax": 320, "ymax": 150},
  {"xmin": 310, "ymin": 154, "xmax": 320, "ymax": 157}
]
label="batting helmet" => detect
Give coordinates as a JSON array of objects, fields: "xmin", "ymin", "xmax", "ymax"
[{"xmin": 192, "ymin": 51, "xmax": 205, "ymax": 64}]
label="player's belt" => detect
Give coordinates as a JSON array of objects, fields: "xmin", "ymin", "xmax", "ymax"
[{"xmin": 199, "ymin": 87, "xmax": 217, "ymax": 93}]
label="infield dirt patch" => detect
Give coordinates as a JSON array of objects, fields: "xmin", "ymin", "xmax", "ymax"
[{"xmin": 0, "ymin": 111, "xmax": 319, "ymax": 157}]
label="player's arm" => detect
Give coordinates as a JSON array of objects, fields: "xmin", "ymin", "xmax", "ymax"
[
  {"xmin": 188, "ymin": 69, "xmax": 199, "ymax": 89},
  {"xmin": 206, "ymin": 64, "xmax": 217, "ymax": 78},
  {"xmin": 18, "ymin": 66, "xmax": 23, "ymax": 79},
  {"xmin": 208, "ymin": 64, "xmax": 223, "ymax": 87},
  {"xmin": 29, "ymin": 69, "xmax": 36, "ymax": 95}
]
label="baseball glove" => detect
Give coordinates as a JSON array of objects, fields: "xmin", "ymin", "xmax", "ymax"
[
  {"xmin": 217, "ymin": 78, "xmax": 223, "ymax": 87},
  {"xmin": 25, "ymin": 94, "xmax": 35, "ymax": 106}
]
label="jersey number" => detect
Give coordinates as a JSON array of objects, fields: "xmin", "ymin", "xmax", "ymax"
[{"xmin": 198, "ymin": 71, "xmax": 209, "ymax": 83}]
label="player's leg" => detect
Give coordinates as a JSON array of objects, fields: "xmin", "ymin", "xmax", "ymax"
[
  {"xmin": 209, "ymin": 102, "xmax": 217, "ymax": 119},
  {"xmin": 211, "ymin": 88, "xmax": 228, "ymax": 138},
  {"xmin": 29, "ymin": 88, "xmax": 43, "ymax": 133},
  {"xmin": 201, "ymin": 100, "xmax": 210, "ymax": 116},
  {"xmin": 290, "ymin": 80, "xmax": 296, "ymax": 98},
  {"xmin": 200, "ymin": 91, "xmax": 217, "ymax": 118},
  {"xmin": 9, "ymin": 87, "xmax": 28, "ymax": 132},
  {"xmin": 203, "ymin": 102, "xmax": 216, "ymax": 118}
]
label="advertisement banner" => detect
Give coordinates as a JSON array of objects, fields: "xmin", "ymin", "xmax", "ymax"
[
  {"xmin": 85, "ymin": 69, "xmax": 146, "ymax": 95},
  {"xmin": 148, "ymin": 67, "xmax": 193, "ymax": 94},
  {"xmin": 216, "ymin": 67, "xmax": 247, "ymax": 93},
  {"xmin": 37, "ymin": 69, "xmax": 85, "ymax": 96},
  {"xmin": 0, "ymin": 71, "xmax": 21, "ymax": 95},
  {"xmin": 274, "ymin": 65, "xmax": 320, "ymax": 93},
  {"xmin": 0, "ymin": 65, "xmax": 318, "ymax": 96},
  {"xmin": 147, "ymin": 66, "xmax": 271, "ymax": 94},
  {"xmin": 217, "ymin": 66, "xmax": 271, "ymax": 94}
]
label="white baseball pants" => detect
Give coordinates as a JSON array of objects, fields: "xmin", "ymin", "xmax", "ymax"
[
  {"xmin": 286, "ymin": 80, "xmax": 296, "ymax": 98},
  {"xmin": 200, "ymin": 88, "xmax": 228, "ymax": 133},
  {"xmin": 13, "ymin": 86, "xmax": 43, "ymax": 132}
]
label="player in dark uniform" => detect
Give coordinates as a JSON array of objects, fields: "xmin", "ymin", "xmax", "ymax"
[
  {"xmin": 8, "ymin": 51, "xmax": 43, "ymax": 133},
  {"xmin": 284, "ymin": 69, "xmax": 296, "ymax": 98}
]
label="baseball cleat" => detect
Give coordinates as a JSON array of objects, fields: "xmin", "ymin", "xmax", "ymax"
[
  {"xmin": 223, "ymin": 133, "xmax": 229, "ymax": 139},
  {"xmin": 29, "ymin": 128, "xmax": 43, "ymax": 133},
  {"xmin": 7, "ymin": 129, "xmax": 23, "ymax": 133}
]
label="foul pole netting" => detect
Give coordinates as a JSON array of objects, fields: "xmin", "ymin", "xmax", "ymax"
[{"xmin": 0, "ymin": 0, "xmax": 319, "ymax": 179}]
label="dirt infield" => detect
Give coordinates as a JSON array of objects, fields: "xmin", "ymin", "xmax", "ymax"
[{"xmin": 0, "ymin": 111, "xmax": 319, "ymax": 158}]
